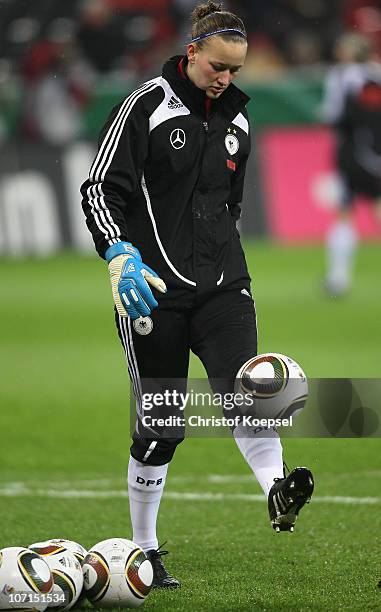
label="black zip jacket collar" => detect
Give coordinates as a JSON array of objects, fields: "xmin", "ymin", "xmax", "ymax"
[{"xmin": 162, "ymin": 55, "xmax": 250, "ymax": 122}]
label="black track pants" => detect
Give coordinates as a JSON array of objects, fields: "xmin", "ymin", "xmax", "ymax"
[{"xmin": 115, "ymin": 287, "xmax": 258, "ymax": 465}]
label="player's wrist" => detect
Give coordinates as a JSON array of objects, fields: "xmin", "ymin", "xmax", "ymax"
[{"xmin": 105, "ymin": 242, "xmax": 141, "ymax": 263}]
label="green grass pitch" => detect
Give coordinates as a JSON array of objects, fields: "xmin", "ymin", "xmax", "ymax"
[{"xmin": 0, "ymin": 242, "xmax": 380, "ymax": 611}]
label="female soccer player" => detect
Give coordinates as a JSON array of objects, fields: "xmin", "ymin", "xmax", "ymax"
[{"xmin": 81, "ymin": 1, "xmax": 314, "ymax": 588}]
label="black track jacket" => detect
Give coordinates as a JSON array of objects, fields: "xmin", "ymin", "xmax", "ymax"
[{"xmin": 81, "ymin": 55, "xmax": 252, "ymax": 302}]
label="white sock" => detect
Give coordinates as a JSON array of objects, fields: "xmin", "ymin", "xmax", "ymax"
[
  {"xmin": 234, "ymin": 424, "xmax": 284, "ymax": 496},
  {"xmin": 326, "ymin": 220, "xmax": 358, "ymax": 290},
  {"xmin": 127, "ymin": 456, "xmax": 168, "ymax": 552}
]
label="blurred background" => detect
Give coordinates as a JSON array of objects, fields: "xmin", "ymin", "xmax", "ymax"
[{"xmin": 1, "ymin": 0, "xmax": 381, "ymax": 250}]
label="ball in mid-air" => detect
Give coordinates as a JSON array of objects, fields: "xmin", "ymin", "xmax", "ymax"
[{"xmin": 235, "ymin": 353, "xmax": 308, "ymax": 420}]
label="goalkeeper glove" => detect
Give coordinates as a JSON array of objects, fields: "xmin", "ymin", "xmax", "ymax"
[{"xmin": 105, "ymin": 242, "xmax": 166, "ymax": 320}]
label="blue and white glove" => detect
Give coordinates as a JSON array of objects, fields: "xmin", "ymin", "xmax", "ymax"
[{"xmin": 105, "ymin": 242, "xmax": 166, "ymax": 320}]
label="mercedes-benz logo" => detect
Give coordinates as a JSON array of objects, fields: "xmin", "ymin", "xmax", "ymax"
[{"xmin": 170, "ymin": 128, "xmax": 186, "ymax": 149}]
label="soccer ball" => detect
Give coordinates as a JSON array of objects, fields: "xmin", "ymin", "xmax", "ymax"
[
  {"xmin": 235, "ymin": 352, "xmax": 308, "ymax": 420},
  {"xmin": 0, "ymin": 546, "xmax": 53, "ymax": 611},
  {"xmin": 28, "ymin": 544, "xmax": 83, "ymax": 611},
  {"xmin": 29, "ymin": 539, "xmax": 87, "ymax": 564},
  {"xmin": 29, "ymin": 540, "xmax": 87, "ymax": 607},
  {"xmin": 82, "ymin": 538, "xmax": 153, "ymax": 609}
]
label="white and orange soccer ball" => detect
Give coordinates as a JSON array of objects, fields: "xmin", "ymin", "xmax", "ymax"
[
  {"xmin": 82, "ymin": 538, "xmax": 153, "ymax": 609},
  {"xmin": 235, "ymin": 352, "xmax": 308, "ymax": 420},
  {"xmin": 0, "ymin": 546, "xmax": 53, "ymax": 611}
]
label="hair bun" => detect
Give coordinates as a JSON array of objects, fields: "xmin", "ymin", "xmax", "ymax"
[
  {"xmin": 192, "ymin": 2, "xmax": 222, "ymax": 24},
  {"xmin": 189, "ymin": 2, "xmax": 246, "ymax": 46}
]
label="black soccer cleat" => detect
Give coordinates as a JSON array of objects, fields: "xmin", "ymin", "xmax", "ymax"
[
  {"xmin": 146, "ymin": 545, "xmax": 181, "ymax": 589},
  {"xmin": 268, "ymin": 466, "xmax": 314, "ymax": 533}
]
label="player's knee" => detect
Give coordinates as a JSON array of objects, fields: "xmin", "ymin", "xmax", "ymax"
[{"xmin": 131, "ymin": 436, "xmax": 184, "ymax": 465}]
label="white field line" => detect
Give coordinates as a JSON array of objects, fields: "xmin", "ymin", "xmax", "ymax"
[
  {"xmin": 0, "ymin": 475, "xmax": 255, "ymax": 487},
  {"xmin": 2, "ymin": 471, "xmax": 381, "ymax": 489},
  {"xmin": 0, "ymin": 475, "xmax": 255, "ymax": 490},
  {"xmin": 0, "ymin": 483, "xmax": 379, "ymax": 505}
]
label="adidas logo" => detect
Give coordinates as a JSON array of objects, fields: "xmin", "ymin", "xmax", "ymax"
[
  {"xmin": 241, "ymin": 288, "xmax": 251, "ymax": 298},
  {"xmin": 168, "ymin": 96, "xmax": 183, "ymax": 110}
]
